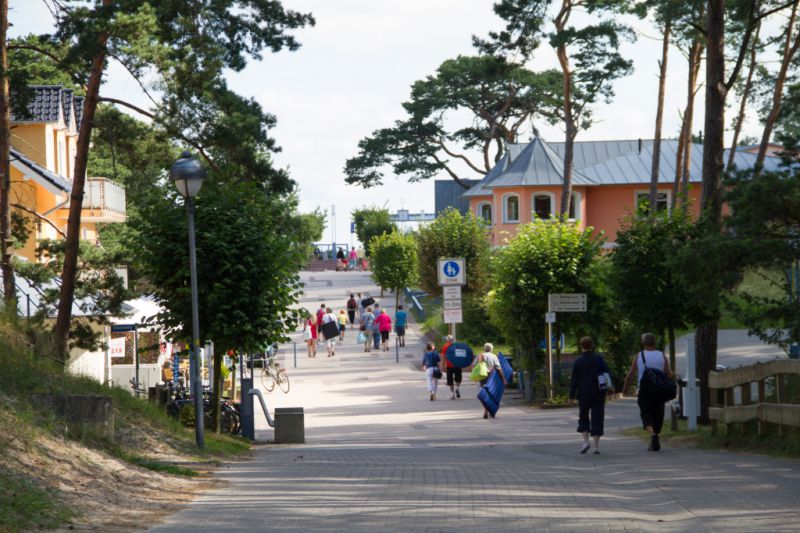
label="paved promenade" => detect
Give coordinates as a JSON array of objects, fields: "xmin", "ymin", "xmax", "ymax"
[{"xmin": 148, "ymin": 271, "xmax": 800, "ymax": 532}]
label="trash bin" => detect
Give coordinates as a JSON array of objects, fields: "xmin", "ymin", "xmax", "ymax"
[
  {"xmin": 274, "ymin": 407, "xmax": 305, "ymax": 444},
  {"xmin": 677, "ymin": 377, "xmax": 700, "ymax": 418}
]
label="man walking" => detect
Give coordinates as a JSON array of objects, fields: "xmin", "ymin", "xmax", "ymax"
[
  {"xmin": 441, "ymin": 335, "xmax": 461, "ymax": 399},
  {"xmin": 569, "ymin": 337, "xmax": 611, "ymax": 455}
]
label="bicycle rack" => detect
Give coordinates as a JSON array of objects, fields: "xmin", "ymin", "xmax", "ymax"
[{"xmin": 248, "ymin": 388, "xmax": 274, "ymax": 428}]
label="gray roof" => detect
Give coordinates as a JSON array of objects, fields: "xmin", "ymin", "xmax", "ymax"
[
  {"xmin": 10, "ymin": 85, "xmax": 83, "ymax": 128},
  {"xmin": 461, "ymin": 143, "xmax": 525, "ymax": 197},
  {"xmin": 490, "ymin": 137, "xmax": 595, "ymax": 188},
  {"xmin": 10, "ymin": 147, "xmax": 72, "ymax": 193},
  {"xmin": 465, "ymin": 137, "xmax": 787, "ymax": 196}
]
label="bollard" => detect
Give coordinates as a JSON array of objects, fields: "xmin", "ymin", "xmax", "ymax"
[
  {"xmin": 395, "ymin": 336, "xmax": 399, "ymax": 363},
  {"xmin": 293, "ymin": 341, "xmax": 297, "ymax": 368},
  {"xmin": 240, "ymin": 377, "xmax": 255, "ymax": 440}
]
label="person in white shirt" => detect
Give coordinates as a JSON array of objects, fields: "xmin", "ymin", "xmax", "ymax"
[
  {"xmin": 623, "ymin": 332, "xmax": 674, "ymax": 452},
  {"xmin": 321, "ymin": 307, "xmax": 339, "ymax": 357}
]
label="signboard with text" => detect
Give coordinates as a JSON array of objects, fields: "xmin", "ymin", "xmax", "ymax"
[
  {"xmin": 548, "ymin": 293, "xmax": 587, "ymax": 312},
  {"xmin": 443, "ymin": 309, "xmax": 463, "ymax": 324},
  {"xmin": 438, "ymin": 258, "xmax": 466, "ymax": 286}
]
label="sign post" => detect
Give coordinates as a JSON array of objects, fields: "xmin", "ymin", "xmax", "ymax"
[
  {"xmin": 439, "ymin": 258, "xmax": 466, "ymax": 340},
  {"xmin": 111, "ymin": 324, "xmax": 138, "ymax": 396},
  {"xmin": 546, "ymin": 293, "xmax": 587, "ymax": 399}
]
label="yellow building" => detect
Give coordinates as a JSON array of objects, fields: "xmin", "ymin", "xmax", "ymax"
[
  {"xmin": 10, "ymin": 85, "xmax": 126, "ymax": 261},
  {"xmin": 9, "ymin": 85, "xmax": 127, "ymax": 382}
]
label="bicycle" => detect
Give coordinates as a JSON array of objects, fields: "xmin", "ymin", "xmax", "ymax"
[{"xmin": 261, "ymin": 355, "xmax": 290, "ymax": 393}]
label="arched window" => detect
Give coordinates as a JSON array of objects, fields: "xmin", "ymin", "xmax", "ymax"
[
  {"xmin": 532, "ymin": 193, "xmax": 554, "ymax": 220},
  {"xmin": 477, "ymin": 202, "xmax": 492, "ymax": 224},
  {"xmin": 503, "ymin": 194, "xmax": 519, "ymax": 223},
  {"xmin": 568, "ymin": 192, "xmax": 582, "ymax": 220}
]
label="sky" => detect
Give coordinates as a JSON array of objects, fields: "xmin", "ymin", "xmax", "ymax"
[{"xmin": 8, "ymin": 1, "xmax": 775, "ymax": 248}]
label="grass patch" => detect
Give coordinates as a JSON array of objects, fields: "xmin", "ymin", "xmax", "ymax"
[
  {"xmin": 622, "ymin": 418, "xmax": 800, "ymax": 458},
  {"xmin": 117, "ymin": 451, "xmax": 199, "ymax": 477},
  {"xmin": 0, "ymin": 470, "xmax": 76, "ymax": 533}
]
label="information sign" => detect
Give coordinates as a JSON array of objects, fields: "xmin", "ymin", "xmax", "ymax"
[
  {"xmin": 438, "ymin": 258, "xmax": 466, "ymax": 286},
  {"xmin": 443, "ymin": 309, "xmax": 463, "ymax": 324},
  {"xmin": 109, "ymin": 337, "xmax": 126, "ymax": 358},
  {"xmin": 442, "ymin": 285, "xmax": 461, "ymax": 300},
  {"xmin": 443, "ymin": 299, "xmax": 462, "ymax": 310},
  {"xmin": 111, "ymin": 323, "xmax": 136, "ymax": 333},
  {"xmin": 548, "ymin": 293, "xmax": 587, "ymax": 312},
  {"xmin": 545, "ymin": 312, "xmax": 556, "ymax": 324}
]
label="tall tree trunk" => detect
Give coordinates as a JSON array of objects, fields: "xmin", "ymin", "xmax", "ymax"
[
  {"xmin": 696, "ymin": 0, "xmax": 727, "ymax": 423},
  {"xmin": 672, "ymin": 114, "xmax": 686, "ymax": 210},
  {"xmin": 680, "ymin": 37, "xmax": 703, "ymax": 211},
  {"xmin": 755, "ymin": 2, "xmax": 800, "ymax": 174},
  {"xmin": 52, "ymin": 29, "xmax": 110, "ymax": 363},
  {"xmin": 650, "ymin": 20, "xmax": 671, "ymax": 215},
  {"xmin": 727, "ymin": 24, "xmax": 760, "ymax": 172},
  {"xmin": 557, "ymin": 46, "xmax": 575, "ymax": 217},
  {"xmin": 0, "ymin": 0, "xmax": 14, "ymax": 307}
]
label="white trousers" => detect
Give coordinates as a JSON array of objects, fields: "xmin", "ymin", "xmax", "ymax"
[{"xmin": 426, "ymin": 367, "xmax": 439, "ymax": 393}]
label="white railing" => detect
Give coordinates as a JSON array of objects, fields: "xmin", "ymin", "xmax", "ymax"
[{"xmin": 82, "ymin": 177, "xmax": 126, "ymax": 221}]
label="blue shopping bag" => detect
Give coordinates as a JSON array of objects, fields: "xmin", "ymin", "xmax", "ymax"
[{"xmin": 477, "ymin": 353, "xmax": 514, "ymax": 417}]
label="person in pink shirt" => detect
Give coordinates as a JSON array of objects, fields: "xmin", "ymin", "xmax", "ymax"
[{"xmin": 375, "ymin": 309, "xmax": 392, "ymax": 352}]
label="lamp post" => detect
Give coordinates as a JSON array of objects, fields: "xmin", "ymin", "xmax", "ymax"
[{"xmin": 170, "ymin": 151, "xmax": 206, "ymax": 449}]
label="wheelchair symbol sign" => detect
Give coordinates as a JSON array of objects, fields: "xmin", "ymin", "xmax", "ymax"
[{"xmin": 438, "ymin": 258, "xmax": 466, "ymax": 286}]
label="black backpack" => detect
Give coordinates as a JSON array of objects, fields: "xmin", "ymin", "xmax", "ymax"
[{"xmin": 639, "ymin": 351, "xmax": 677, "ymax": 403}]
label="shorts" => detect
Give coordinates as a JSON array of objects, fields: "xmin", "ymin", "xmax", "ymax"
[
  {"xmin": 446, "ymin": 367, "xmax": 462, "ymax": 386},
  {"xmin": 395, "ymin": 326, "xmax": 406, "ymax": 336},
  {"xmin": 380, "ymin": 330, "xmax": 390, "ymax": 342},
  {"xmin": 339, "ymin": 324, "xmax": 346, "ymax": 332}
]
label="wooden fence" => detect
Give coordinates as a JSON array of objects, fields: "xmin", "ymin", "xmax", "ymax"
[{"xmin": 709, "ymin": 359, "xmax": 800, "ymax": 436}]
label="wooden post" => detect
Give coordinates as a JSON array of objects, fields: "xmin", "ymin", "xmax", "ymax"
[
  {"xmin": 757, "ymin": 379, "xmax": 765, "ymax": 436},
  {"xmin": 776, "ymin": 374, "xmax": 785, "ymax": 436},
  {"xmin": 710, "ymin": 384, "xmax": 719, "ymax": 436},
  {"xmin": 740, "ymin": 383, "xmax": 752, "ymax": 436},
  {"xmin": 724, "ymin": 387, "xmax": 735, "ymax": 436}
]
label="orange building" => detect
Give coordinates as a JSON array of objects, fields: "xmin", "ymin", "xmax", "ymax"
[{"xmin": 463, "ymin": 137, "xmax": 783, "ymax": 246}]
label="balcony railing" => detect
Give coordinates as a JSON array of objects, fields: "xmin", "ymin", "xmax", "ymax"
[{"xmin": 59, "ymin": 177, "xmax": 126, "ymax": 223}]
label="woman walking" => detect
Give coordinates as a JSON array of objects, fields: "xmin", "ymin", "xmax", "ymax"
[
  {"xmin": 375, "ymin": 309, "xmax": 392, "ymax": 351},
  {"xmin": 303, "ymin": 312, "xmax": 317, "ymax": 358},
  {"xmin": 361, "ymin": 307, "xmax": 375, "ymax": 352},
  {"xmin": 421, "ymin": 342, "xmax": 442, "ymax": 401},
  {"xmin": 478, "ymin": 343, "xmax": 506, "ymax": 419},
  {"xmin": 569, "ymin": 337, "xmax": 611, "ymax": 455},
  {"xmin": 321, "ymin": 307, "xmax": 339, "ymax": 357},
  {"xmin": 623, "ymin": 332, "xmax": 674, "ymax": 452}
]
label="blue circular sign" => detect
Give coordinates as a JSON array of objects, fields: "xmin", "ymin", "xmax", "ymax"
[
  {"xmin": 443, "ymin": 261, "xmax": 460, "ymax": 278},
  {"xmin": 446, "ymin": 342, "xmax": 474, "ymax": 368}
]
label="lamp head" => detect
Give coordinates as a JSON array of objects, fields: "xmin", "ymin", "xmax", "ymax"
[{"xmin": 170, "ymin": 151, "xmax": 206, "ymax": 198}]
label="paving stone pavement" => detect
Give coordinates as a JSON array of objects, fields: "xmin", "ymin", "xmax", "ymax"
[{"xmin": 147, "ymin": 271, "xmax": 800, "ymax": 533}]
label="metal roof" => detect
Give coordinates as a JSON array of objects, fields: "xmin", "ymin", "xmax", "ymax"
[
  {"xmin": 489, "ymin": 137, "xmax": 595, "ymax": 188},
  {"xmin": 10, "ymin": 147, "xmax": 72, "ymax": 194},
  {"xmin": 465, "ymin": 137, "xmax": 788, "ymax": 194},
  {"xmin": 462, "ymin": 143, "xmax": 527, "ymax": 197}
]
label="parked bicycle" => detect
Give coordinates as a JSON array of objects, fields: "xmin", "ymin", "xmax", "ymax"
[{"xmin": 261, "ymin": 353, "xmax": 290, "ymax": 393}]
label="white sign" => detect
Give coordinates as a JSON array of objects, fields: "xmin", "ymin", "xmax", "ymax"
[
  {"xmin": 545, "ymin": 312, "xmax": 556, "ymax": 323},
  {"xmin": 442, "ymin": 285, "xmax": 462, "ymax": 300},
  {"xmin": 443, "ymin": 299, "xmax": 462, "ymax": 310},
  {"xmin": 109, "ymin": 336, "xmax": 126, "ymax": 358},
  {"xmin": 438, "ymin": 257, "xmax": 466, "ymax": 286},
  {"xmin": 443, "ymin": 309, "xmax": 463, "ymax": 324},
  {"xmin": 549, "ymin": 293, "xmax": 587, "ymax": 312}
]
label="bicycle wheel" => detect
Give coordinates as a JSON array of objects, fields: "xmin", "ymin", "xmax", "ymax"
[
  {"xmin": 261, "ymin": 365, "xmax": 276, "ymax": 392},
  {"xmin": 277, "ymin": 370, "xmax": 290, "ymax": 393}
]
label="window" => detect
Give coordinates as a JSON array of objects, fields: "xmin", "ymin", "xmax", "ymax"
[
  {"xmin": 477, "ymin": 202, "xmax": 492, "ymax": 224},
  {"xmin": 568, "ymin": 192, "xmax": 582, "ymax": 220},
  {"xmin": 636, "ymin": 191, "xmax": 670, "ymax": 213},
  {"xmin": 503, "ymin": 194, "xmax": 519, "ymax": 223},
  {"xmin": 532, "ymin": 193, "xmax": 553, "ymax": 220}
]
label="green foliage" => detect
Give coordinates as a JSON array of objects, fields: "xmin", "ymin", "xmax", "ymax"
[
  {"xmin": 477, "ymin": 0, "xmax": 636, "ymax": 131},
  {"xmin": 370, "ymin": 232, "xmax": 418, "ymax": 302},
  {"xmin": 14, "ymin": 240, "xmax": 131, "ymax": 352},
  {"xmin": 290, "ymin": 207, "xmax": 326, "ymax": 260},
  {"xmin": 722, "ymin": 166, "xmax": 800, "ymax": 352},
  {"xmin": 344, "ymin": 54, "xmax": 562, "ymax": 187},
  {"xmin": 129, "ymin": 179, "xmax": 303, "ymax": 354},
  {"xmin": 486, "ymin": 218, "xmax": 603, "ymax": 368},
  {"xmin": 610, "ymin": 208, "xmax": 697, "ymax": 351},
  {"xmin": 415, "ymin": 208, "xmax": 491, "ymax": 295},
  {"xmin": 0, "ymin": 469, "xmax": 76, "ymax": 533},
  {"xmin": 352, "ymin": 206, "xmax": 396, "ymax": 256}
]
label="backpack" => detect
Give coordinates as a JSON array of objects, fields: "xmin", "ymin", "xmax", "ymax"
[
  {"xmin": 347, "ymin": 298, "xmax": 357, "ymax": 310},
  {"xmin": 639, "ymin": 351, "xmax": 676, "ymax": 403}
]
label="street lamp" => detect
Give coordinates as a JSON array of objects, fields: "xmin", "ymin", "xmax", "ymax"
[{"xmin": 170, "ymin": 151, "xmax": 206, "ymax": 449}]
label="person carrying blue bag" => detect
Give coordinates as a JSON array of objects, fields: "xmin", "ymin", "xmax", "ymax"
[{"xmin": 476, "ymin": 343, "xmax": 508, "ymax": 419}]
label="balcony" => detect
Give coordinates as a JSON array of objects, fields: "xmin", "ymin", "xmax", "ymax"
[{"xmin": 58, "ymin": 177, "xmax": 126, "ymax": 223}]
